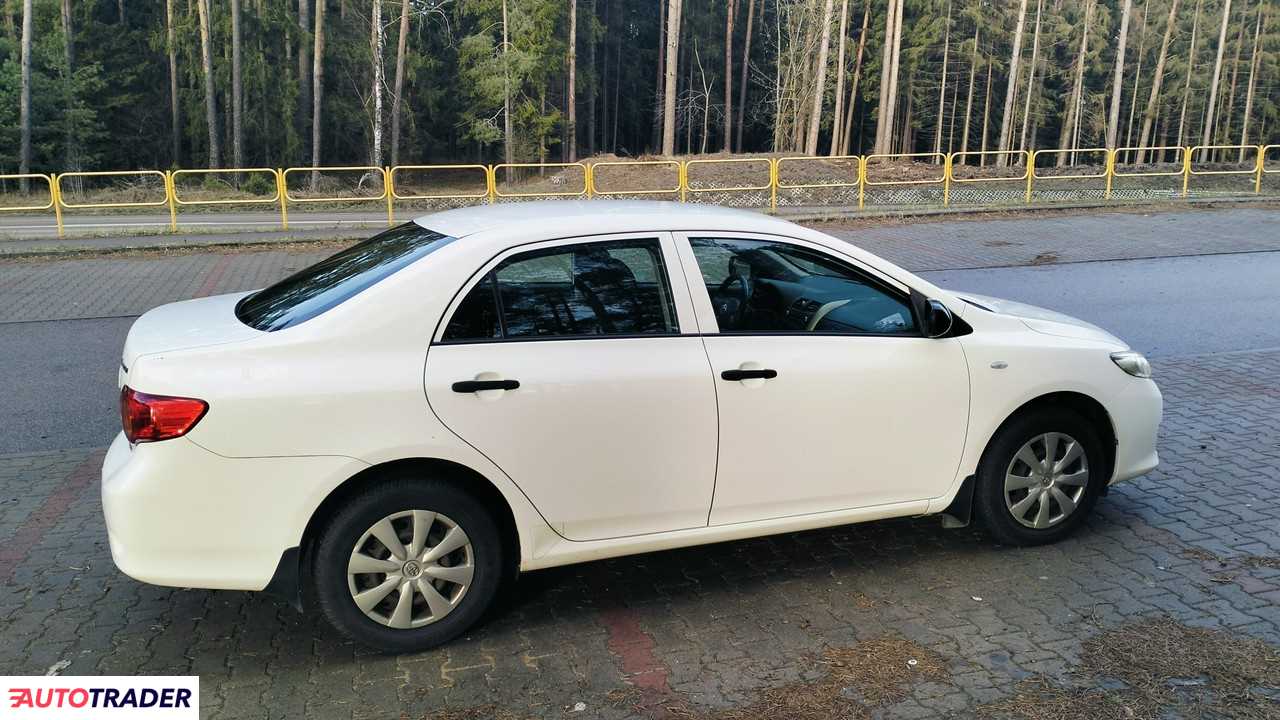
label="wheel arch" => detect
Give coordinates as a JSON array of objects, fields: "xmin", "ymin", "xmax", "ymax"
[
  {"xmin": 298, "ymin": 457, "xmax": 522, "ymax": 594},
  {"xmin": 983, "ymin": 391, "xmax": 1117, "ymax": 483}
]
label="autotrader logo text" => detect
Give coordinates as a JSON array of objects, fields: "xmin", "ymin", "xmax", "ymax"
[{"xmin": 0, "ymin": 676, "xmax": 198, "ymax": 719}]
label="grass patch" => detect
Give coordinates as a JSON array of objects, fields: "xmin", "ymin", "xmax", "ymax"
[
  {"xmin": 664, "ymin": 636, "xmax": 951, "ymax": 720},
  {"xmin": 978, "ymin": 617, "xmax": 1280, "ymax": 720}
]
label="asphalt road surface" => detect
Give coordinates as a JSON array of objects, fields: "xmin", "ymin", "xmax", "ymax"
[{"xmin": 2, "ymin": 245, "xmax": 1277, "ymax": 455}]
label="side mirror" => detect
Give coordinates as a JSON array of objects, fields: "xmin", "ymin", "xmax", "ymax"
[{"xmin": 924, "ymin": 299, "xmax": 954, "ymax": 338}]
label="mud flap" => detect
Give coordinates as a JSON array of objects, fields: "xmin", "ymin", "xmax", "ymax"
[{"xmin": 940, "ymin": 475, "xmax": 975, "ymax": 529}]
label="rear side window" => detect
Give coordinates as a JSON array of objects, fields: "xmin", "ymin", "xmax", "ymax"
[
  {"xmin": 237, "ymin": 223, "xmax": 454, "ymax": 331},
  {"xmin": 441, "ymin": 238, "xmax": 678, "ymax": 341}
]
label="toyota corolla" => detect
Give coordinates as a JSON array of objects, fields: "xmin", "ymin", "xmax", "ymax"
[{"xmin": 102, "ymin": 201, "xmax": 1161, "ymax": 652}]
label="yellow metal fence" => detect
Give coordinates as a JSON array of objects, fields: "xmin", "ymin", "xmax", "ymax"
[{"xmin": 2, "ymin": 144, "xmax": 1273, "ymax": 237}]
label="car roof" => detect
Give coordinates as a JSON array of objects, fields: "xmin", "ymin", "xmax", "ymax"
[{"xmin": 413, "ymin": 199, "xmax": 806, "ymax": 245}]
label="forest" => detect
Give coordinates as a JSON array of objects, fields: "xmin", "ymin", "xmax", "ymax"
[{"xmin": 1, "ymin": 0, "xmax": 1277, "ymax": 178}]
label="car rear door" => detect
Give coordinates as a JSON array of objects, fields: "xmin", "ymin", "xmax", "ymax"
[
  {"xmin": 424, "ymin": 232, "xmax": 719, "ymax": 542},
  {"xmin": 673, "ymin": 232, "xmax": 971, "ymax": 526}
]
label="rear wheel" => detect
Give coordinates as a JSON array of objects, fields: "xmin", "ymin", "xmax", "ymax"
[
  {"xmin": 974, "ymin": 408, "xmax": 1105, "ymax": 546},
  {"xmin": 310, "ymin": 476, "xmax": 504, "ymax": 652}
]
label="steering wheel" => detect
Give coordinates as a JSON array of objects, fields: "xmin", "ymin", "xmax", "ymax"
[{"xmin": 715, "ymin": 271, "xmax": 753, "ymax": 330}]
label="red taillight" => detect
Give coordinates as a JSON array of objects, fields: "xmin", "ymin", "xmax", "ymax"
[{"xmin": 120, "ymin": 386, "xmax": 209, "ymax": 443}]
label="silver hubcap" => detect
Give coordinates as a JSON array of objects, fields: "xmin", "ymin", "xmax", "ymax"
[
  {"xmin": 1004, "ymin": 432, "xmax": 1090, "ymax": 530},
  {"xmin": 347, "ymin": 510, "xmax": 474, "ymax": 629}
]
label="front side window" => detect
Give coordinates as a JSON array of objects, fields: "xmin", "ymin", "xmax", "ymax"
[
  {"xmin": 441, "ymin": 238, "xmax": 679, "ymax": 341},
  {"xmin": 237, "ymin": 222, "xmax": 454, "ymax": 331},
  {"xmin": 689, "ymin": 237, "xmax": 917, "ymax": 335}
]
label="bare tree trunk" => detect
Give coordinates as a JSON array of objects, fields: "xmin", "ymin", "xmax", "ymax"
[
  {"xmin": 1199, "ymin": 0, "xmax": 1230, "ymax": 156},
  {"xmin": 1018, "ymin": 0, "xmax": 1042, "ymax": 154},
  {"xmin": 932, "ymin": 0, "xmax": 951, "ymax": 158},
  {"xmin": 611, "ymin": 23, "xmax": 620, "ymax": 150},
  {"xmin": 980, "ymin": 61, "xmax": 992, "ymax": 163},
  {"xmin": 601, "ymin": 0, "xmax": 611, "ymax": 153},
  {"xmin": 830, "ymin": 0, "xmax": 850, "ymax": 155},
  {"xmin": 310, "ymin": 0, "xmax": 326, "ymax": 188},
  {"xmin": 232, "ymin": 0, "xmax": 243, "ymax": 171},
  {"xmin": 652, "ymin": 0, "xmax": 664, "ymax": 152},
  {"xmin": 1057, "ymin": 0, "xmax": 1094, "ymax": 165},
  {"xmin": 873, "ymin": 0, "xmax": 899, "ymax": 154},
  {"xmin": 370, "ymin": 0, "xmax": 384, "ymax": 168},
  {"xmin": 805, "ymin": 0, "xmax": 836, "ymax": 154},
  {"xmin": 1238, "ymin": 4, "xmax": 1263, "ymax": 159},
  {"xmin": 18, "ymin": 0, "xmax": 31, "ymax": 192},
  {"xmin": 502, "ymin": 0, "xmax": 513, "ymax": 176},
  {"xmin": 723, "ymin": 0, "xmax": 736, "ymax": 151},
  {"xmin": 996, "ymin": 0, "xmax": 1029, "ymax": 160},
  {"xmin": 298, "ymin": 0, "xmax": 311, "ymax": 160},
  {"xmin": 61, "ymin": 0, "xmax": 77, "ymax": 172},
  {"xmin": 1125, "ymin": 0, "xmax": 1148, "ymax": 149},
  {"xmin": 567, "ymin": 0, "xmax": 577, "ymax": 160},
  {"xmin": 735, "ymin": 0, "xmax": 757, "ymax": 151},
  {"xmin": 196, "ymin": 0, "xmax": 221, "ymax": 168},
  {"xmin": 1176, "ymin": 0, "xmax": 1202, "ymax": 152},
  {"xmin": 960, "ymin": 27, "xmax": 979, "ymax": 157},
  {"xmin": 1136, "ymin": 0, "xmax": 1179, "ymax": 161},
  {"xmin": 587, "ymin": 0, "xmax": 597, "ymax": 156},
  {"xmin": 839, "ymin": 0, "xmax": 870, "ymax": 155},
  {"xmin": 662, "ymin": 0, "xmax": 681, "ymax": 155},
  {"xmin": 1219, "ymin": 1, "xmax": 1247, "ymax": 147},
  {"xmin": 390, "ymin": 0, "xmax": 410, "ymax": 165},
  {"xmin": 165, "ymin": 0, "xmax": 179, "ymax": 165},
  {"xmin": 1105, "ymin": 0, "xmax": 1133, "ymax": 148}
]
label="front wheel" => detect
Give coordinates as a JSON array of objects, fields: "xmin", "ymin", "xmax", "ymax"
[
  {"xmin": 310, "ymin": 477, "xmax": 504, "ymax": 652},
  {"xmin": 974, "ymin": 408, "xmax": 1105, "ymax": 546}
]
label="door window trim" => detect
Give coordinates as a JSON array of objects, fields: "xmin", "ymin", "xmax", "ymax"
[
  {"xmin": 672, "ymin": 231, "xmax": 924, "ymax": 338},
  {"xmin": 432, "ymin": 231, "xmax": 699, "ymax": 345}
]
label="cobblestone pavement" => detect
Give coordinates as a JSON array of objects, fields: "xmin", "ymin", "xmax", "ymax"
[{"xmin": 1, "ymin": 207, "xmax": 1279, "ymax": 719}]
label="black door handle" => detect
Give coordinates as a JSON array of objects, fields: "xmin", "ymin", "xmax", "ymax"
[
  {"xmin": 452, "ymin": 379, "xmax": 520, "ymax": 393},
  {"xmin": 721, "ymin": 368, "xmax": 778, "ymax": 381}
]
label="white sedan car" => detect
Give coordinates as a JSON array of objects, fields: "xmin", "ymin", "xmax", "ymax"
[{"xmin": 103, "ymin": 201, "xmax": 1161, "ymax": 651}]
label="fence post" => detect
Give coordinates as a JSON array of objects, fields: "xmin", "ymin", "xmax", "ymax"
[
  {"xmin": 1104, "ymin": 149, "xmax": 1115, "ymax": 201},
  {"xmin": 942, "ymin": 155, "xmax": 952, "ymax": 207},
  {"xmin": 486, "ymin": 166, "xmax": 497, "ymax": 204},
  {"xmin": 1256, "ymin": 146, "xmax": 1265, "ymax": 195},
  {"xmin": 857, "ymin": 156, "xmax": 867, "ymax": 210},
  {"xmin": 679, "ymin": 162, "xmax": 687, "ymax": 202},
  {"xmin": 585, "ymin": 163, "xmax": 594, "ymax": 199},
  {"xmin": 383, "ymin": 167, "xmax": 395, "ymax": 226},
  {"xmin": 1025, "ymin": 151, "xmax": 1035, "ymax": 203},
  {"xmin": 165, "ymin": 171, "xmax": 178, "ymax": 231},
  {"xmin": 276, "ymin": 169, "xmax": 289, "ymax": 230},
  {"xmin": 769, "ymin": 159, "xmax": 778, "ymax": 214},
  {"xmin": 50, "ymin": 174, "xmax": 65, "ymax": 238},
  {"xmin": 1181, "ymin": 147, "xmax": 1192, "ymax": 198}
]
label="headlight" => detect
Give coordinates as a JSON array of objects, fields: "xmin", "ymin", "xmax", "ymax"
[{"xmin": 1110, "ymin": 351, "xmax": 1152, "ymax": 378}]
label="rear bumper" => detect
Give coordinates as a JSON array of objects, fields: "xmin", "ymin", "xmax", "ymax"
[
  {"xmin": 101, "ymin": 432, "xmax": 366, "ymax": 591},
  {"xmin": 1108, "ymin": 378, "xmax": 1163, "ymax": 484}
]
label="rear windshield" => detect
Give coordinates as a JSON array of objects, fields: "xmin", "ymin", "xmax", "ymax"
[{"xmin": 236, "ymin": 222, "xmax": 455, "ymax": 331}]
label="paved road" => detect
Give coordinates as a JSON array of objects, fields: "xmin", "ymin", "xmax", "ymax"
[
  {"xmin": 2, "ymin": 209, "xmax": 1280, "ymax": 719},
  {"xmin": 922, "ymin": 251, "xmax": 1280, "ymax": 358}
]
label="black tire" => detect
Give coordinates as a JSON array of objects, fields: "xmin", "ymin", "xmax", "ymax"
[
  {"xmin": 974, "ymin": 407, "xmax": 1106, "ymax": 547},
  {"xmin": 310, "ymin": 475, "xmax": 505, "ymax": 653}
]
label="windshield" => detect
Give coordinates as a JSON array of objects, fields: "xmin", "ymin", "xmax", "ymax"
[{"xmin": 236, "ymin": 222, "xmax": 455, "ymax": 331}]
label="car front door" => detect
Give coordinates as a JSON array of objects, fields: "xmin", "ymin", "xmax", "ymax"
[
  {"xmin": 424, "ymin": 233, "xmax": 719, "ymax": 542},
  {"xmin": 675, "ymin": 233, "xmax": 970, "ymax": 526}
]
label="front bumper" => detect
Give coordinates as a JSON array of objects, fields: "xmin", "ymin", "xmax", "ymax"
[
  {"xmin": 101, "ymin": 433, "xmax": 366, "ymax": 591},
  {"xmin": 1107, "ymin": 377, "xmax": 1163, "ymax": 484}
]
